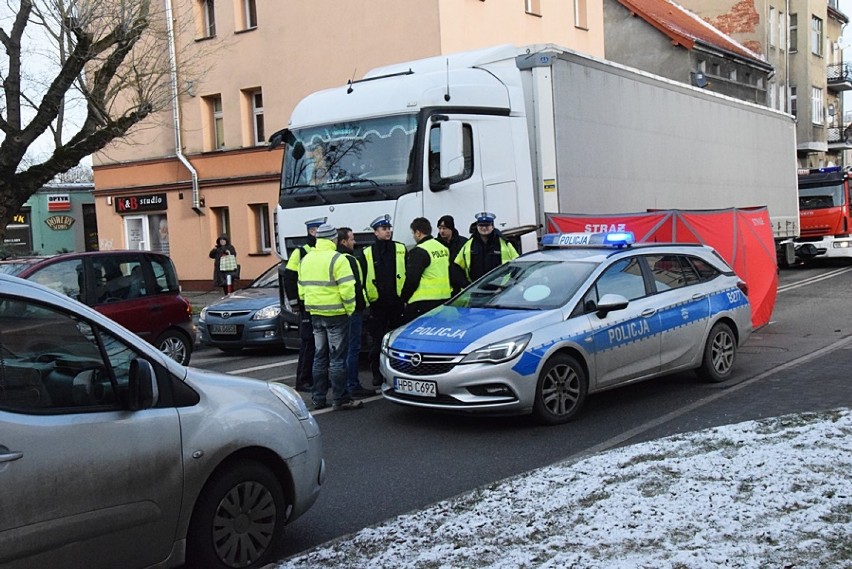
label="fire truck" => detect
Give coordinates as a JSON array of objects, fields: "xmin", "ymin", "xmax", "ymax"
[{"xmin": 794, "ymin": 166, "xmax": 852, "ymax": 262}]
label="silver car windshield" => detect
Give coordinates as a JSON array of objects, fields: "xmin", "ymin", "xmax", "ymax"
[
  {"xmin": 281, "ymin": 115, "xmax": 417, "ymax": 192},
  {"xmin": 451, "ymin": 260, "xmax": 598, "ymax": 310}
]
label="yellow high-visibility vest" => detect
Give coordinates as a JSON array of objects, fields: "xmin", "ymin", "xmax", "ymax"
[
  {"xmin": 409, "ymin": 238, "xmax": 452, "ymax": 303},
  {"xmin": 298, "ymin": 239, "xmax": 356, "ymax": 316}
]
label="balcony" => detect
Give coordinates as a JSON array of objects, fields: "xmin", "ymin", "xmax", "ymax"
[
  {"xmin": 827, "ymin": 63, "xmax": 852, "ymax": 92},
  {"xmin": 827, "ymin": 124, "xmax": 852, "ymax": 150}
]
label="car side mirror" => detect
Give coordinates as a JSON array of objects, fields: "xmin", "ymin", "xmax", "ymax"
[
  {"xmin": 596, "ymin": 293, "xmax": 629, "ymax": 318},
  {"xmin": 128, "ymin": 358, "xmax": 159, "ymax": 410}
]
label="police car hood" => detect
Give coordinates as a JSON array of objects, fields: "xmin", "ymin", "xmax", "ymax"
[{"xmin": 390, "ymin": 305, "xmax": 559, "ymax": 354}]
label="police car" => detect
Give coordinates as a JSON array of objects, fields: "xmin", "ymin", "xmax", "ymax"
[{"xmin": 379, "ymin": 232, "xmax": 752, "ymax": 425}]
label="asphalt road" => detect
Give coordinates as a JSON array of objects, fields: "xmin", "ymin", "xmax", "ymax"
[{"xmin": 187, "ymin": 260, "xmax": 852, "ymax": 562}]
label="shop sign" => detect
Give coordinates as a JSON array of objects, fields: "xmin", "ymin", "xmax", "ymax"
[
  {"xmin": 44, "ymin": 215, "xmax": 76, "ymax": 230},
  {"xmin": 47, "ymin": 194, "xmax": 71, "ymax": 211},
  {"xmin": 114, "ymin": 193, "xmax": 166, "ymax": 213}
]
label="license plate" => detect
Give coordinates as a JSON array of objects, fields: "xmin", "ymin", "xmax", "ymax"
[
  {"xmin": 210, "ymin": 324, "xmax": 237, "ymax": 335},
  {"xmin": 394, "ymin": 378, "xmax": 437, "ymax": 398}
]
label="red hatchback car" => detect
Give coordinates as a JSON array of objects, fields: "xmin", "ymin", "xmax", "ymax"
[{"xmin": 0, "ymin": 251, "xmax": 195, "ymax": 364}]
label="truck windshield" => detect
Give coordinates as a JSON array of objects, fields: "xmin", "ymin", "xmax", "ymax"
[
  {"xmin": 280, "ymin": 115, "xmax": 417, "ymax": 193},
  {"xmin": 799, "ymin": 183, "xmax": 845, "ymax": 210}
]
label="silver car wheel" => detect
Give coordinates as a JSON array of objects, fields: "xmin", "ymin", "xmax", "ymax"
[
  {"xmin": 213, "ymin": 481, "xmax": 277, "ymax": 567},
  {"xmin": 156, "ymin": 331, "xmax": 191, "ymax": 365},
  {"xmin": 533, "ymin": 353, "xmax": 588, "ymax": 425},
  {"xmin": 697, "ymin": 322, "xmax": 736, "ymax": 383}
]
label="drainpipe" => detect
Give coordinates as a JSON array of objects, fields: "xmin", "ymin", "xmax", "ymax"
[{"xmin": 164, "ymin": 0, "xmax": 202, "ymax": 214}]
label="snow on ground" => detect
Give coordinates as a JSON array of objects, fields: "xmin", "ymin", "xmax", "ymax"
[{"xmin": 274, "ymin": 408, "xmax": 852, "ymax": 569}]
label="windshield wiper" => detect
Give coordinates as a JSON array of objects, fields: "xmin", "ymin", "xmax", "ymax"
[{"xmin": 284, "ymin": 185, "xmax": 330, "ymax": 204}]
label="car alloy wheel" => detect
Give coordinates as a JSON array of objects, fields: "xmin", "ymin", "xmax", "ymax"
[{"xmin": 533, "ymin": 353, "xmax": 588, "ymax": 425}]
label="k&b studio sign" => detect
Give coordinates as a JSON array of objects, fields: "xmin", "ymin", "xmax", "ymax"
[{"xmin": 114, "ymin": 193, "xmax": 166, "ymax": 213}]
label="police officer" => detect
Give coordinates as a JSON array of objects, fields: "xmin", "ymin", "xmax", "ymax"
[
  {"xmin": 281, "ymin": 217, "xmax": 325, "ymax": 392},
  {"xmin": 455, "ymin": 212, "xmax": 518, "ymax": 286},
  {"xmin": 298, "ymin": 223, "xmax": 362, "ymax": 411},
  {"xmin": 436, "ymin": 214, "xmax": 468, "ymax": 296},
  {"xmin": 401, "ymin": 217, "xmax": 451, "ymax": 323},
  {"xmin": 336, "ymin": 226, "xmax": 375, "ymax": 398},
  {"xmin": 362, "ymin": 215, "xmax": 406, "ymax": 387}
]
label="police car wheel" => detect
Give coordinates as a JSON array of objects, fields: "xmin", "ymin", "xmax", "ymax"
[
  {"xmin": 533, "ymin": 353, "xmax": 588, "ymax": 425},
  {"xmin": 697, "ymin": 322, "xmax": 736, "ymax": 383}
]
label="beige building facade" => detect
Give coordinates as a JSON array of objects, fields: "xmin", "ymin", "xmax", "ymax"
[{"xmin": 93, "ymin": 0, "xmax": 603, "ymax": 289}]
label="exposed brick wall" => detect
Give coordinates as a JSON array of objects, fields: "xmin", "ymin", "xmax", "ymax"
[{"xmin": 705, "ymin": 0, "xmax": 759, "ymax": 35}]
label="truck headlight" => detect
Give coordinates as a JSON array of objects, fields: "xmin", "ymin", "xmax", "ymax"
[{"xmin": 460, "ymin": 333, "xmax": 531, "ymax": 364}]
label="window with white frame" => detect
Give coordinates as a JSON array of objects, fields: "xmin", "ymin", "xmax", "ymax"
[
  {"xmin": 574, "ymin": 0, "xmax": 587, "ymax": 29},
  {"xmin": 213, "ymin": 207, "xmax": 231, "ymax": 239},
  {"xmin": 778, "ymin": 11, "xmax": 785, "ymax": 52},
  {"xmin": 202, "ymin": 0, "xmax": 216, "ymax": 37},
  {"xmin": 790, "ymin": 86, "xmax": 797, "ymax": 117},
  {"xmin": 811, "ymin": 16, "xmax": 823, "ymax": 56},
  {"xmin": 210, "ymin": 95, "xmax": 224, "ymax": 149},
  {"xmin": 812, "ymin": 86, "xmax": 823, "ymax": 125},
  {"xmin": 769, "ymin": 7, "xmax": 776, "ymax": 47},
  {"xmin": 251, "ymin": 203, "xmax": 272, "ymax": 252},
  {"xmin": 244, "ymin": 0, "xmax": 257, "ymax": 29},
  {"xmin": 251, "ymin": 90, "xmax": 264, "ymax": 145},
  {"xmin": 789, "ymin": 13, "xmax": 797, "ymax": 52}
]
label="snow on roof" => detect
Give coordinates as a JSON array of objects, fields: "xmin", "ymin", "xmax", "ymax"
[
  {"xmin": 275, "ymin": 407, "xmax": 852, "ymax": 567},
  {"xmin": 616, "ymin": 0, "xmax": 767, "ymax": 64}
]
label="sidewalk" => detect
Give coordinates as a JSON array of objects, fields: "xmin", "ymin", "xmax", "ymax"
[{"xmin": 182, "ymin": 289, "xmax": 228, "ymax": 315}]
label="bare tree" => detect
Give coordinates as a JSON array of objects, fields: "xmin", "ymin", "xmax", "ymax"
[{"xmin": 0, "ymin": 0, "xmax": 203, "ymax": 240}]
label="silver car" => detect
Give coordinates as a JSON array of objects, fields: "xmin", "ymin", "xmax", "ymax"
[
  {"xmin": 0, "ymin": 274, "xmax": 324, "ymax": 568},
  {"xmin": 381, "ymin": 232, "xmax": 752, "ymax": 425}
]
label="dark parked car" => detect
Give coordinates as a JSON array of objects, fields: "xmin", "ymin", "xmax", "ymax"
[
  {"xmin": 199, "ymin": 263, "xmax": 300, "ymax": 352},
  {"xmin": 0, "ymin": 251, "xmax": 195, "ymax": 364}
]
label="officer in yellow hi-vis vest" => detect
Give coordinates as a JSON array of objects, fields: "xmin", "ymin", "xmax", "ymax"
[
  {"xmin": 361, "ymin": 214, "xmax": 406, "ymax": 387},
  {"xmin": 281, "ymin": 217, "xmax": 325, "ymax": 392},
  {"xmin": 455, "ymin": 211, "xmax": 518, "ymax": 286},
  {"xmin": 401, "ymin": 217, "xmax": 451, "ymax": 323},
  {"xmin": 298, "ymin": 223, "xmax": 363, "ymax": 411}
]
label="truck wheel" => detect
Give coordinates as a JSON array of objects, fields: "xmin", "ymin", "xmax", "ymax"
[
  {"xmin": 156, "ymin": 330, "xmax": 192, "ymax": 365},
  {"xmin": 532, "ymin": 353, "xmax": 587, "ymax": 425},
  {"xmin": 186, "ymin": 461, "xmax": 287, "ymax": 569},
  {"xmin": 696, "ymin": 322, "xmax": 736, "ymax": 383}
]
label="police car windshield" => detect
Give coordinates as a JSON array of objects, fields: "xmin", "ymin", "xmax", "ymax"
[{"xmin": 451, "ymin": 260, "xmax": 597, "ymax": 310}]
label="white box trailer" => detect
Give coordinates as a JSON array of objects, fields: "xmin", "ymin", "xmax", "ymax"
[{"xmin": 271, "ymin": 44, "xmax": 799, "ymax": 256}]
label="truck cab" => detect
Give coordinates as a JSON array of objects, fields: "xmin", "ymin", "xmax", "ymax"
[{"xmin": 795, "ymin": 166, "xmax": 852, "ymax": 261}]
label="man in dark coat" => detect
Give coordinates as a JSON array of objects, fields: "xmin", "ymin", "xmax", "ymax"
[{"xmin": 436, "ymin": 214, "xmax": 468, "ymax": 296}]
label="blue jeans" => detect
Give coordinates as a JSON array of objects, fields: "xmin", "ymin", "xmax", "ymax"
[
  {"xmin": 346, "ymin": 311, "xmax": 363, "ymax": 392},
  {"xmin": 311, "ymin": 314, "xmax": 351, "ymax": 406}
]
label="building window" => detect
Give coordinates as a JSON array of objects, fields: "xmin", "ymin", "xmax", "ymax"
[
  {"xmin": 244, "ymin": 0, "xmax": 257, "ymax": 29},
  {"xmin": 789, "ymin": 13, "xmax": 797, "ymax": 52},
  {"xmin": 205, "ymin": 95, "xmax": 224, "ymax": 150},
  {"xmin": 769, "ymin": 7, "xmax": 776, "ymax": 47},
  {"xmin": 525, "ymin": 0, "xmax": 541, "ymax": 17},
  {"xmin": 251, "ymin": 203, "xmax": 272, "ymax": 252},
  {"xmin": 729, "ymin": 68, "xmax": 737, "ymax": 82},
  {"xmin": 251, "ymin": 90, "xmax": 264, "ymax": 145},
  {"xmin": 574, "ymin": 0, "xmax": 587, "ymax": 29},
  {"xmin": 811, "ymin": 16, "xmax": 823, "ymax": 56},
  {"xmin": 790, "ymin": 86, "xmax": 797, "ymax": 117},
  {"xmin": 778, "ymin": 11, "xmax": 785, "ymax": 53},
  {"xmin": 812, "ymin": 87, "xmax": 823, "ymax": 125},
  {"xmin": 213, "ymin": 207, "xmax": 231, "ymax": 239},
  {"xmin": 202, "ymin": 0, "xmax": 216, "ymax": 37}
]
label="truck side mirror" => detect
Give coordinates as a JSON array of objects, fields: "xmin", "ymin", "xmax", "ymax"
[{"xmin": 439, "ymin": 120, "xmax": 465, "ymax": 179}]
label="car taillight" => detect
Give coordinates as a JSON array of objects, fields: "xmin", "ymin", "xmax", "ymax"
[
  {"xmin": 181, "ymin": 297, "xmax": 192, "ymax": 316},
  {"xmin": 737, "ymin": 281, "xmax": 748, "ymax": 296}
]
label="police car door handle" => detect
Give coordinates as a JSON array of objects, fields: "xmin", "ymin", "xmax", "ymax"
[
  {"xmin": 641, "ymin": 308, "xmax": 657, "ymax": 317},
  {"xmin": 692, "ymin": 293, "xmax": 706, "ymax": 300},
  {"xmin": 0, "ymin": 449, "xmax": 23, "ymax": 463}
]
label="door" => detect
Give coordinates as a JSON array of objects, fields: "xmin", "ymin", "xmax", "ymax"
[
  {"xmin": 582, "ymin": 257, "xmax": 662, "ymax": 387},
  {"xmin": 123, "ymin": 215, "xmax": 149, "ymax": 250},
  {"xmin": 0, "ymin": 296, "xmax": 182, "ymax": 568}
]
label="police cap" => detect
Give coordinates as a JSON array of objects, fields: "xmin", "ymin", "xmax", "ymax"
[
  {"xmin": 474, "ymin": 212, "xmax": 496, "ymax": 224},
  {"xmin": 370, "ymin": 215, "xmax": 393, "ymax": 229}
]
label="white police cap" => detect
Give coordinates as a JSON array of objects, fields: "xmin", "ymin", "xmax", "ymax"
[
  {"xmin": 474, "ymin": 212, "xmax": 496, "ymax": 224},
  {"xmin": 370, "ymin": 215, "xmax": 393, "ymax": 229},
  {"xmin": 315, "ymin": 224, "xmax": 337, "ymax": 239},
  {"xmin": 305, "ymin": 217, "xmax": 327, "ymax": 228}
]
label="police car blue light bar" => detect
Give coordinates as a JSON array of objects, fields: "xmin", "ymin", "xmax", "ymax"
[{"xmin": 541, "ymin": 231, "xmax": 635, "ymax": 248}]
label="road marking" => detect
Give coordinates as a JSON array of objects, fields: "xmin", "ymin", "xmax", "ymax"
[
  {"xmin": 569, "ymin": 333, "xmax": 852, "ymax": 462},
  {"xmin": 226, "ymin": 358, "xmax": 299, "ymax": 375},
  {"xmin": 777, "ymin": 267, "xmax": 852, "ymax": 293}
]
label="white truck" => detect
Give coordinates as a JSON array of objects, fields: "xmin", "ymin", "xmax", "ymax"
[{"xmin": 270, "ymin": 43, "xmax": 799, "ymax": 258}]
